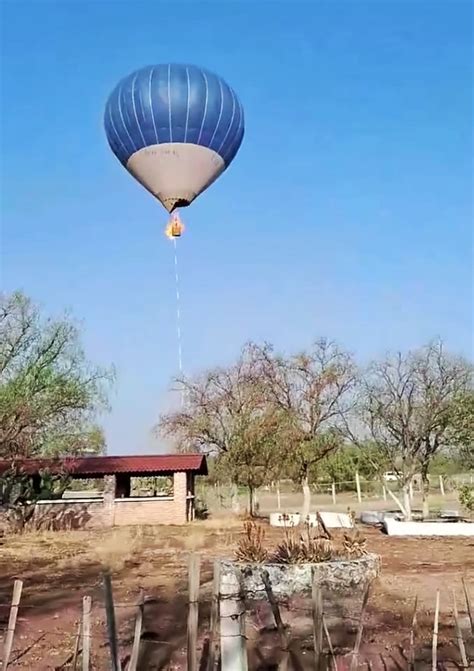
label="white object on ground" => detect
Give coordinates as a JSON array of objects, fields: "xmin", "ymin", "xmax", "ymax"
[
  {"xmin": 269, "ymin": 512, "xmax": 300, "ymax": 527},
  {"xmin": 360, "ymin": 510, "xmax": 401, "ymax": 526},
  {"xmin": 269, "ymin": 511, "xmax": 354, "ymax": 529},
  {"xmin": 384, "ymin": 518, "xmax": 474, "ymax": 537},
  {"xmin": 317, "ymin": 512, "xmax": 353, "ymax": 529}
]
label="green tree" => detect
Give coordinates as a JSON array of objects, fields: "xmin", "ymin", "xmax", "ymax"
[
  {"xmin": 217, "ymin": 407, "xmax": 289, "ymax": 515},
  {"xmin": 314, "ymin": 442, "xmax": 388, "ymax": 488},
  {"xmin": 448, "ymin": 391, "xmax": 474, "ymax": 470},
  {"xmin": 0, "ymin": 464, "xmax": 71, "ymax": 531},
  {"xmin": 0, "ymin": 291, "xmax": 113, "ymax": 459}
]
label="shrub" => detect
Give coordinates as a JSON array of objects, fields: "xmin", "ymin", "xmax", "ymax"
[
  {"xmin": 459, "ymin": 485, "xmax": 474, "ymax": 513},
  {"xmin": 194, "ymin": 496, "xmax": 209, "ymax": 520},
  {"xmin": 342, "ymin": 528, "xmax": 368, "ymax": 558},
  {"xmin": 272, "ymin": 525, "xmax": 335, "ymax": 564},
  {"xmin": 235, "ymin": 520, "xmax": 268, "ymax": 562}
]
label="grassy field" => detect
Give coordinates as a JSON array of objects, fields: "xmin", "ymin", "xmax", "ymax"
[{"xmin": 0, "ymin": 513, "xmax": 473, "ymax": 670}]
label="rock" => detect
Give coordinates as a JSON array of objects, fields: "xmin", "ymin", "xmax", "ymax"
[{"xmin": 220, "ymin": 554, "xmax": 381, "ymax": 597}]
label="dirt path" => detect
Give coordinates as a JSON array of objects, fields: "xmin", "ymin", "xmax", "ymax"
[{"xmin": 0, "ymin": 522, "xmax": 472, "ymax": 669}]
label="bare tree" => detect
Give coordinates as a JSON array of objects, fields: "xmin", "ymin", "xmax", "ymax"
[
  {"xmin": 356, "ymin": 340, "xmax": 472, "ymax": 520},
  {"xmin": 159, "ymin": 345, "xmax": 263, "ymax": 454},
  {"xmin": 252, "ymin": 339, "xmax": 358, "ymax": 520},
  {"xmin": 158, "ymin": 345, "xmax": 288, "ymax": 514}
]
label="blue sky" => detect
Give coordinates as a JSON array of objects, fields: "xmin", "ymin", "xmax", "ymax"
[{"xmin": 1, "ymin": 1, "xmax": 472, "ymax": 453}]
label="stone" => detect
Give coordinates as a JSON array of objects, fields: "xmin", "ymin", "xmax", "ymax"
[{"xmin": 220, "ymin": 554, "xmax": 381, "ymax": 598}]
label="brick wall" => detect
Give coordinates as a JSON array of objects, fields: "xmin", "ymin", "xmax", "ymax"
[
  {"xmin": 32, "ymin": 470, "xmax": 193, "ymax": 529},
  {"xmin": 33, "ymin": 500, "xmax": 106, "ymax": 530},
  {"xmin": 113, "ymin": 498, "xmax": 179, "ymax": 526}
]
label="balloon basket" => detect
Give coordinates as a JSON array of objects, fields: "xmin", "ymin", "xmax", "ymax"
[{"xmin": 165, "ymin": 212, "xmax": 185, "ymax": 240}]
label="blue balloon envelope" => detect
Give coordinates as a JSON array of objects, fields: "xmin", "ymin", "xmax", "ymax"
[{"xmin": 104, "ymin": 63, "xmax": 245, "ymax": 213}]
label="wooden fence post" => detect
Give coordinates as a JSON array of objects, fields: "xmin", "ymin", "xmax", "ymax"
[
  {"xmin": 72, "ymin": 619, "xmax": 82, "ymax": 671},
  {"xmin": 261, "ymin": 570, "xmax": 289, "ymax": 671},
  {"xmin": 207, "ymin": 561, "xmax": 221, "ymax": 671},
  {"xmin": 409, "ymin": 596, "xmax": 418, "ymax": 671},
  {"xmin": 103, "ymin": 572, "xmax": 121, "ymax": 671},
  {"xmin": 82, "ymin": 596, "xmax": 92, "ymax": 671},
  {"xmin": 355, "ymin": 472, "xmax": 362, "ymax": 504},
  {"xmin": 439, "ymin": 475, "xmax": 445, "ymax": 497},
  {"xmin": 187, "ymin": 554, "xmax": 201, "ymax": 671},
  {"xmin": 452, "ymin": 590, "xmax": 468, "ymax": 668},
  {"xmin": 2, "ymin": 579, "xmax": 23, "ymax": 671},
  {"xmin": 322, "ymin": 616, "xmax": 337, "ymax": 671},
  {"xmin": 432, "ymin": 590, "xmax": 440, "ymax": 671},
  {"xmin": 128, "ymin": 590, "xmax": 144, "ymax": 671},
  {"xmin": 462, "ymin": 577, "xmax": 473, "ymax": 634},
  {"xmin": 350, "ymin": 584, "xmax": 370, "ymax": 671},
  {"xmin": 220, "ymin": 565, "xmax": 248, "ymax": 671},
  {"xmin": 331, "ymin": 482, "xmax": 337, "ymax": 505},
  {"xmin": 312, "ymin": 572, "xmax": 323, "ymax": 671}
]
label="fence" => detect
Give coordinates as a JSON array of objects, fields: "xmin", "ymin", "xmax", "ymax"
[
  {"xmin": 2, "ymin": 558, "xmax": 473, "ymax": 670},
  {"xmin": 202, "ymin": 473, "xmax": 474, "ymax": 516}
]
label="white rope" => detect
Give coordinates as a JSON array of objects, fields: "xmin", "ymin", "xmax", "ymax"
[
  {"xmin": 172, "ymin": 237, "xmax": 185, "ymax": 408},
  {"xmin": 173, "ymin": 237, "xmax": 183, "ymax": 376}
]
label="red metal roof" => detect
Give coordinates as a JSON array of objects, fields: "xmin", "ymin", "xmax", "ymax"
[{"xmin": 0, "ymin": 454, "xmax": 207, "ymax": 477}]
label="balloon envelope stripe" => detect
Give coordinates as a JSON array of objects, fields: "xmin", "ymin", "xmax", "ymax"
[
  {"xmin": 184, "ymin": 66, "xmax": 191, "ymax": 142},
  {"xmin": 148, "ymin": 67, "xmax": 159, "ymax": 144},
  {"xmin": 196, "ymin": 69, "xmax": 209, "ymax": 145},
  {"xmin": 132, "ymin": 73, "xmax": 146, "ymax": 146}
]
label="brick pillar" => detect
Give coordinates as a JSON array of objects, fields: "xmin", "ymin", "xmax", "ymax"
[
  {"xmin": 173, "ymin": 471, "xmax": 187, "ymax": 524},
  {"xmin": 102, "ymin": 474, "xmax": 116, "ymax": 526}
]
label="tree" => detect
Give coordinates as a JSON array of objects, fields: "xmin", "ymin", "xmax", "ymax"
[
  {"xmin": 252, "ymin": 339, "xmax": 358, "ymax": 520},
  {"xmin": 217, "ymin": 407, "xmax": 289, "ymax": 515},
  {"xmin": 354, "ymin": 340, "xmax": 473, "ymax": 520},
  {"xmin": 448, "ymin": 391, "xmax": 474, "ymax": 470},
  {"xmin": 314, "ymin": 442, "xmax": 388, "ymax": 489},
  {"xmin": 159, "ymin": 345, "xmax": 287, "ymax": 514},
  {"xmin": 0, "ymin": 464, "xmax": 71, "ymax": 531},
  {"xmin": 0, "ymin": 291, "xmax": 113, "ymax": 459}
]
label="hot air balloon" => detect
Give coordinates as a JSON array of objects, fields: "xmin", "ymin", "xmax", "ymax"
[{"xmin": 104, "ymin": 63, "xmax": 245, "ymax": 233}]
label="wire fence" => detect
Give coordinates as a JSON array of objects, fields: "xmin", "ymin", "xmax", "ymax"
[
  {"xmin": 201, "ymin": 473, "xmax": 473, "ymax": 516},
  {"xmin": 2, "ymin": 558, "xmax": 473, "ymax": 670}
]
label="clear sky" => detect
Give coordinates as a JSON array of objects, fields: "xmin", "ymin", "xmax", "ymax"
[{"xmin": 1, "ymin": 1, "xmax": 472, "ymax": 454}]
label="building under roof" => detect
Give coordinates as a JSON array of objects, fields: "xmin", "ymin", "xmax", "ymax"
[{"xmin": 0, "ymin": 454, "xmax": 208, "ymax": 529}]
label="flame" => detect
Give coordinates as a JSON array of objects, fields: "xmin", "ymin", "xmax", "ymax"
[{"xmin": 165, "ymin": 213, "xmax": 185, "ymax": 239}]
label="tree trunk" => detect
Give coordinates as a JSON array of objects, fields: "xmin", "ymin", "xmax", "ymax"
[
  {"xmin": 421, "ymin": 466, "xmax": 430, "ymax": 520},
  {"xmin": 386, "ymin": 487, "xmax": 408, "ymax": 519},
  {"xmin": 403, "ymin": 482, "xmax": 412, "ymax": 521},
  {"xmin": 248, "ymin": 486, "xmax": 254, "ymax": 517},
  {"xmin": 301, "ymin": 475, "xmax": 311, "ymax": 523},
  {"xmin": 254, "ymin": 488, "xmax": 259, "ymax": 516}
]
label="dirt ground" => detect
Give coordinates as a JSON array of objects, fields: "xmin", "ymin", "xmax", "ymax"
[{"xmin": 0, "ymin": 517, "xmax": 473, "ymax": 670}]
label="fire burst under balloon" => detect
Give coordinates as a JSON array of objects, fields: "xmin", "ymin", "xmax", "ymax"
[{"xmin": 104, "ymin": 63, "xmax": 245, "ymax": 388}]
